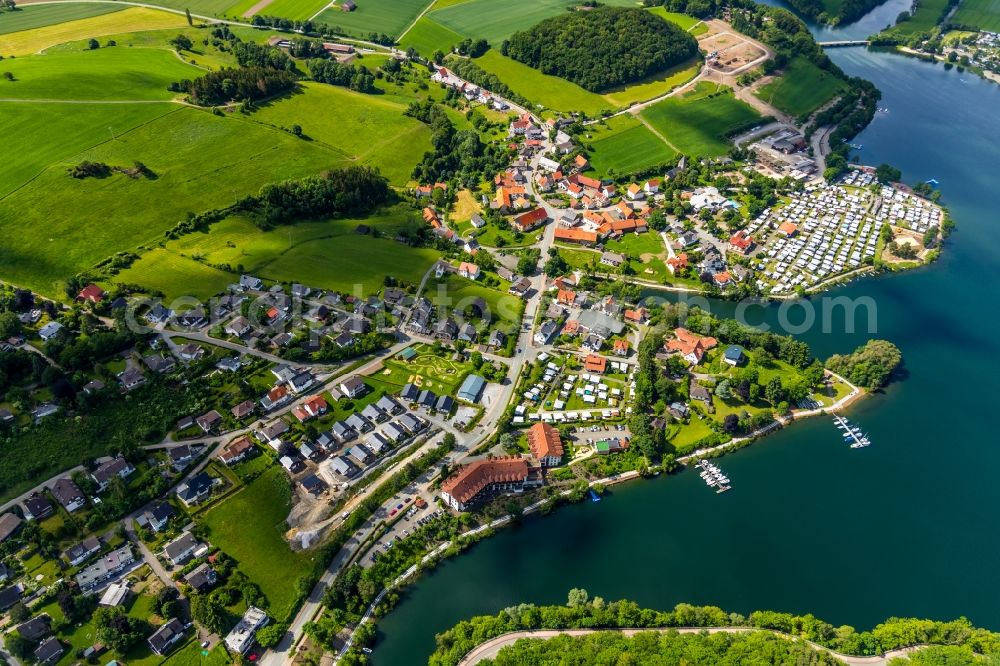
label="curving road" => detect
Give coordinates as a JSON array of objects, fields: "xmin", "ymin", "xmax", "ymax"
[{"xmin": 456, "ymin": 627, "xmax": 927, "ymax": 665}]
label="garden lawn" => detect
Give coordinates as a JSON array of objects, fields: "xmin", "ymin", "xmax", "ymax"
[
  {"xmin": 0, "ymin": 7, "xmax": 189, "ymax": 55},
  {"xmin": 378, "ymin": 343, "xmax": 472, "ymax": 394},
  {"xmin": 162, "ymin": 642, "xmax": 231, "ymax": 666},
  {"xmin": 668, "ymin": 417, "xmax": 716, "ymax": 450},
  {"xmin": 314, "ymin": 0, "xmax": 432, "ymax": 38},
  {"xmin": 473, "ymin": 49, "xmax": 609, "ymax": 115},
  {"xmin": 248, "ymin": 81, "xmax": 432, "ymax": 184},
  {"xmin": 639, "ymin": 82, "xmax": 761, "ymax": 157},
  {"xmin": 600, "ymin": 57, "xmax": 701, "ymax": 108},
  {"xmin": 0, "ymin": 46, "xmax": 203, "ymax": 101},
  {"xmin": 951, "ymin": 0, "xmax": 1000, "ymax": 31},
  {"xmin": 398, "ymin": 15, "xmax": 465, "ymax": 56},
  {"xmin": 261, "ymin": 0, "xmax": 333, "ymax": 20},
  {"xmin": 555, "ymin": 246, "xmax": 600, "ymax": 271},
  {"xmin": 754, "ymin": 57, "xmax": 848, "ymax": 118},
  {"xmin": 584, "ymin": 115, "xmax": 677, "ymax": 176},
  {"xmin": 428, "ymin": 275, "xmax": 523, "ymax": 327},
  {"xmin": 200, "ymin": 464, "xmax": 314, "ymax": 620},
  {"xmin": 604, "ymin": 232, "xmax": 669, "ymax": 280},
  {"xmin": 0, "ymin": 3, "xmax": 123, "ymax": 34},
  {"xmin": 0, "ymin": 105, "xmax": 344, "ymax": 297}
]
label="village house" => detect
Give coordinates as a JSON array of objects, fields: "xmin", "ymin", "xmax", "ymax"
[
  {"xmin": 513, "ymin": 207, "xmax": 549, "ymax": 233},
  {"xmin": 163, "ymin": 532, "xmax": 200, "ymax": 566},
  {"xmin": 22, "ymin": 494, "xmax": 54, "ymax": 521},
  {"xmin": 64, "ymin": 536, "xmax": 101, "ymax": 566},
  {"xmin": 90, "ymin": 457, "xmax": 136, "ymax": 492},
  {"xmin": 175, "ymin": 472, "xmax": 216, "ymax": 507},
  {"xmin": 665, "ymin": 328, "xmax": 718, "ymax": 365},
  {"xmin": 196, "ymin": 410, "xmax": 223, "ymax": 433},
  {"xmin": 526, "ymin": 422, "xmax": 564, "ymax": 467},
  {"xmin": 51, "ymin": 477, "xmax": 86, "ymax": 512},
  {"xmin": 458, "ymin": 262, "xmax": 481, "ymax": 280},
  {"xmin": 729, "ymin": 230, "xmax": 756, "ymax": 256}
]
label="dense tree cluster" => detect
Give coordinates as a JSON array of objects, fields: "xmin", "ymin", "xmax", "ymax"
[
  {"xmin": 405, "ymin": 101, "xmax": 513, "ymax": 187},
  {"xmin": 174, "ymin": 66, "xmax": 297, "ymax": 106},
  {"xmin": 479, "ymin": 628, "xmax": 842, "ymax": 664},
  {"xmin": 431, "ymin": 595, "xmax": 1000, "ymax": 666},
  {"xmin": 501, "ymin": 7, "xmax": 698, "ymax": 92},
  {"xmin": 232, "ymin": 40, "xmax": 294, "ymax": 71},
  {"xmin": 236, "ymin": 166, "xmax": 391, "ymax": 229},
  {"xmin": 309, "ymin": 59, "xmax": 375, "ymax": 93},
  {"xmin": 825, "ymin": 339, "xmax": 902, "ymax": 389}
]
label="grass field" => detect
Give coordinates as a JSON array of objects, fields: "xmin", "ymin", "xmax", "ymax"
[
  {"xmin": 473, "ymin": 49, "xmax": 609, "ymax": 115},
  {"xmin": 0, "ymin": 7, "xmax": 188, "ymax": 55},
  {"xmin": 603, "ymin": 231, "xmax": 669, "ymax": 280},
  {"xmin": 249, "ymin": 81, "xmax": 431, "ymax": 184},
  {"xmin": 121, "ymin": 0, "xmax": 243, "ymax": 16},
  {"xmin": 644, "ymin": 6, "xmax": 708, "ymax": 35},
  {"xmin": 600, "ymin": 57, "xmax": 701, "ymax": 108},
  {"xmin": 398, "ymin": 15, "xmax": 465, "ymax": 56},
  {"xmin": 314, "ymin": 0, "xmax": 431, "ymax": 38},
  {"xmin": 201, "ymin": 464, "xmax": 314, "ymax": 621},
  {"xmin": 584, "ymin": 115, "xmax": 677, "ymax": 176},
  {"xmin": 0, "ymin": 46, "xmax": 202, "ymax": 100},
  {"xmin": 639, "ymin": 82, "xmax": 761, "ymax": 157},
  {"xmin": 881, "ymin": 0, "xmax": 950, "ymax": 36},
  {"xmin": 755, "ymin": 57, "xmax": 848, "ymax": 117},
  {"xmin": 113, "ymin": 206, "xmax": 438, "ymax": 300},
  {"xmin": 0, "ymin": 105, "xmax": 344, "ymax": 296},
  {"xmin": 951, "ymin": 0, "xmax": 1000, "ymax": 31},
  {"xmin": 379, "ymin": 343, "xmax": 471, "ymax": 394},
  {"xmin": 0, "ymin": 3, "xmax": 124, "ymax": 35},
  {"xmin": 426, "ymin": 0, "xmax": 637, "ymax": 46},
  {"xmin": 260, "ymin": 0, "xmax": 332, "ymax": 20}
]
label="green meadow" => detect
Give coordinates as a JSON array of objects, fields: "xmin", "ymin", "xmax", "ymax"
[
  {"xmin": 0, "ymin": 7, "xmax": 189, "ymax": 55},
  {"xmin": 600, "ymin": 57, "xmax": 701, "ymax": 108},
  {"xmin": 640, "ymin": 82, "xmax": 761, "ymax": 157},
  {"xmin": 584, "ymin": 115, "xmax": 678, "ymax": 176},
  {"xmin": 128, "ymin": 0, "xmax": 245, "ymax": 16},
  {"xmin": 0, "ymin": 46, "xmax": 202, "ymax": 101},
  {"xmin": 248, "ymin": 81, "xmax": 432, "ymax": 185},
  {"xmin": 112, "ymin": 206, "xmax": 438, "ymax": 300},
  {"xmin": 398, "ymin": 15, "xmax": 465, "ymax": 57},
  {"xmin": 426, "ymin": 0, "xmax": 638, "ymax": 46},
  {"xmin": 473, "ymin": 49, "xmax": 609, "ymax": 115},
  {"xmin": 951, "ymin": 0, "xmax": 1000, "ymax": 31},
  {"xmin": 201, "ymin": 464, "xmax": 315, "ymax": 621},
  {"xmin": 315, "ymin": 0, "xmax": 432, "ymax": 38},
  {"xmin": 0, "ymin": 3, "xmax": 124, "ymax": 35},
  {"xmin": 0, "ymin": 105, "xmax": 343, "ymax": 296},
  {"xmin": 644, "ymin": 6, "xmax": 708, "ymax": 35},
  {"xmin": 881, "ymin": 0, "xmax": 951, "ymax": 36},
  {"xmin": 261, "ymin": 0, "xmax": 332, "ymax": 20},
  {"xmin": 755, "ymin": 57, "xmax": 848, "ymax": 117}
]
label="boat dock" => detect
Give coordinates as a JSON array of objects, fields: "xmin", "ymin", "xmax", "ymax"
[
  {"xmin": 695, "ymin": 460, "xmax": 731, "ymax": 493},
  {"xmin": 834, "ymin": 414, "xmax": 870, "ymax": 448}
]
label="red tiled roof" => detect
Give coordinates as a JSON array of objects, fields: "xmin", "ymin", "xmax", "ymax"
[
  {"xmin": 584, "ymin": 354, "xmax": 607, "ymax": 373},
  {"xmin": 526, "ymin": 422, "xmax": 563, "ymax": 461},
  {"xmin": 554, "ymin": 228, "xmax": 597, "ymax": 244},
  {"xmin": 441, "ymin": 456, "xmax": 529, "ymax": 505}
]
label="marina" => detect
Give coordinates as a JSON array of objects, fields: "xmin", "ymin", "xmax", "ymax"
[
  {"xmin": 695, "ymin": 460, "xmax": 732, "ymax": 493},
  {"xmin": 834, "ymin": 414, "xmax": 870, "ymax": 448}
]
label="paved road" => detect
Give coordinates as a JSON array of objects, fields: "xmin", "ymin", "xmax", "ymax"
[{"xmin": 456, "ymin": 628, "xmax": 927, "ymax": 665}]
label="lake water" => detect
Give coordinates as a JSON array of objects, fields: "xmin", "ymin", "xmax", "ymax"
[{"xmin": 370, "ymin": 11, "xmax": 1000, "ymax": 665}]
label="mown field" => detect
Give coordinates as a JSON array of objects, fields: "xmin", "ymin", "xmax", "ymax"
[
  {"xmin": 584, "ymin": 115, "xmax": 677, "ymax": 176},
  {"xmin": 754, "ymin": 57, "xmax": 848, "ymax": 117},
  {"xmin": 112, "ymin": 206, "xmax": 438, "ymax": 300},
  {"xmin": 428, "ymin": 274, "xmax": 523, "ymax": 327},
  {"xmin": 0, "ymin": 7, "xmax": 188, "ymax": 55},
  {"xmin": 425, "ymin": 0, "xmax": 638, "ymax": 45},
  {"xmin": 0, "ymin": 3, "xmax": 123, "ymax": 34},
  {"xmin": 473, "ymin": 49, "xmax": 609, "ymax": 115},
  {"xmin": 200, "ymin": 464, "xmax": 315, "ymax": 621},
  {"xmin": 315, "ymin": 0, "xmax": 431, "ymax": 38},
  {"xmin": 248, "ymin": 81, "xmax": 431, "ymax": 184},
  {"xmin": 121, "ymin": 0, "xmax": 244, "ymax": 16},
  {"xmin": 0, "ymin": 105, "xmax": 344, "ymax": 296},
  {"xmin": 951, "ymin": 0, "xmax": 1000, "ymax": 31},
  {"xmin": 639, "ymin": 82, "xmax": 761, "ymax": 156},
  {"xmin": 398, "ymin": 15, "xmax": 464, "ymax": 56},
  {"xmin": 0, "ymin": 46, "xmax": 203, "ymax": 100},
  {"xmin": 260, "ymin": 0, "xmax": 332, "ymax": 21}
]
